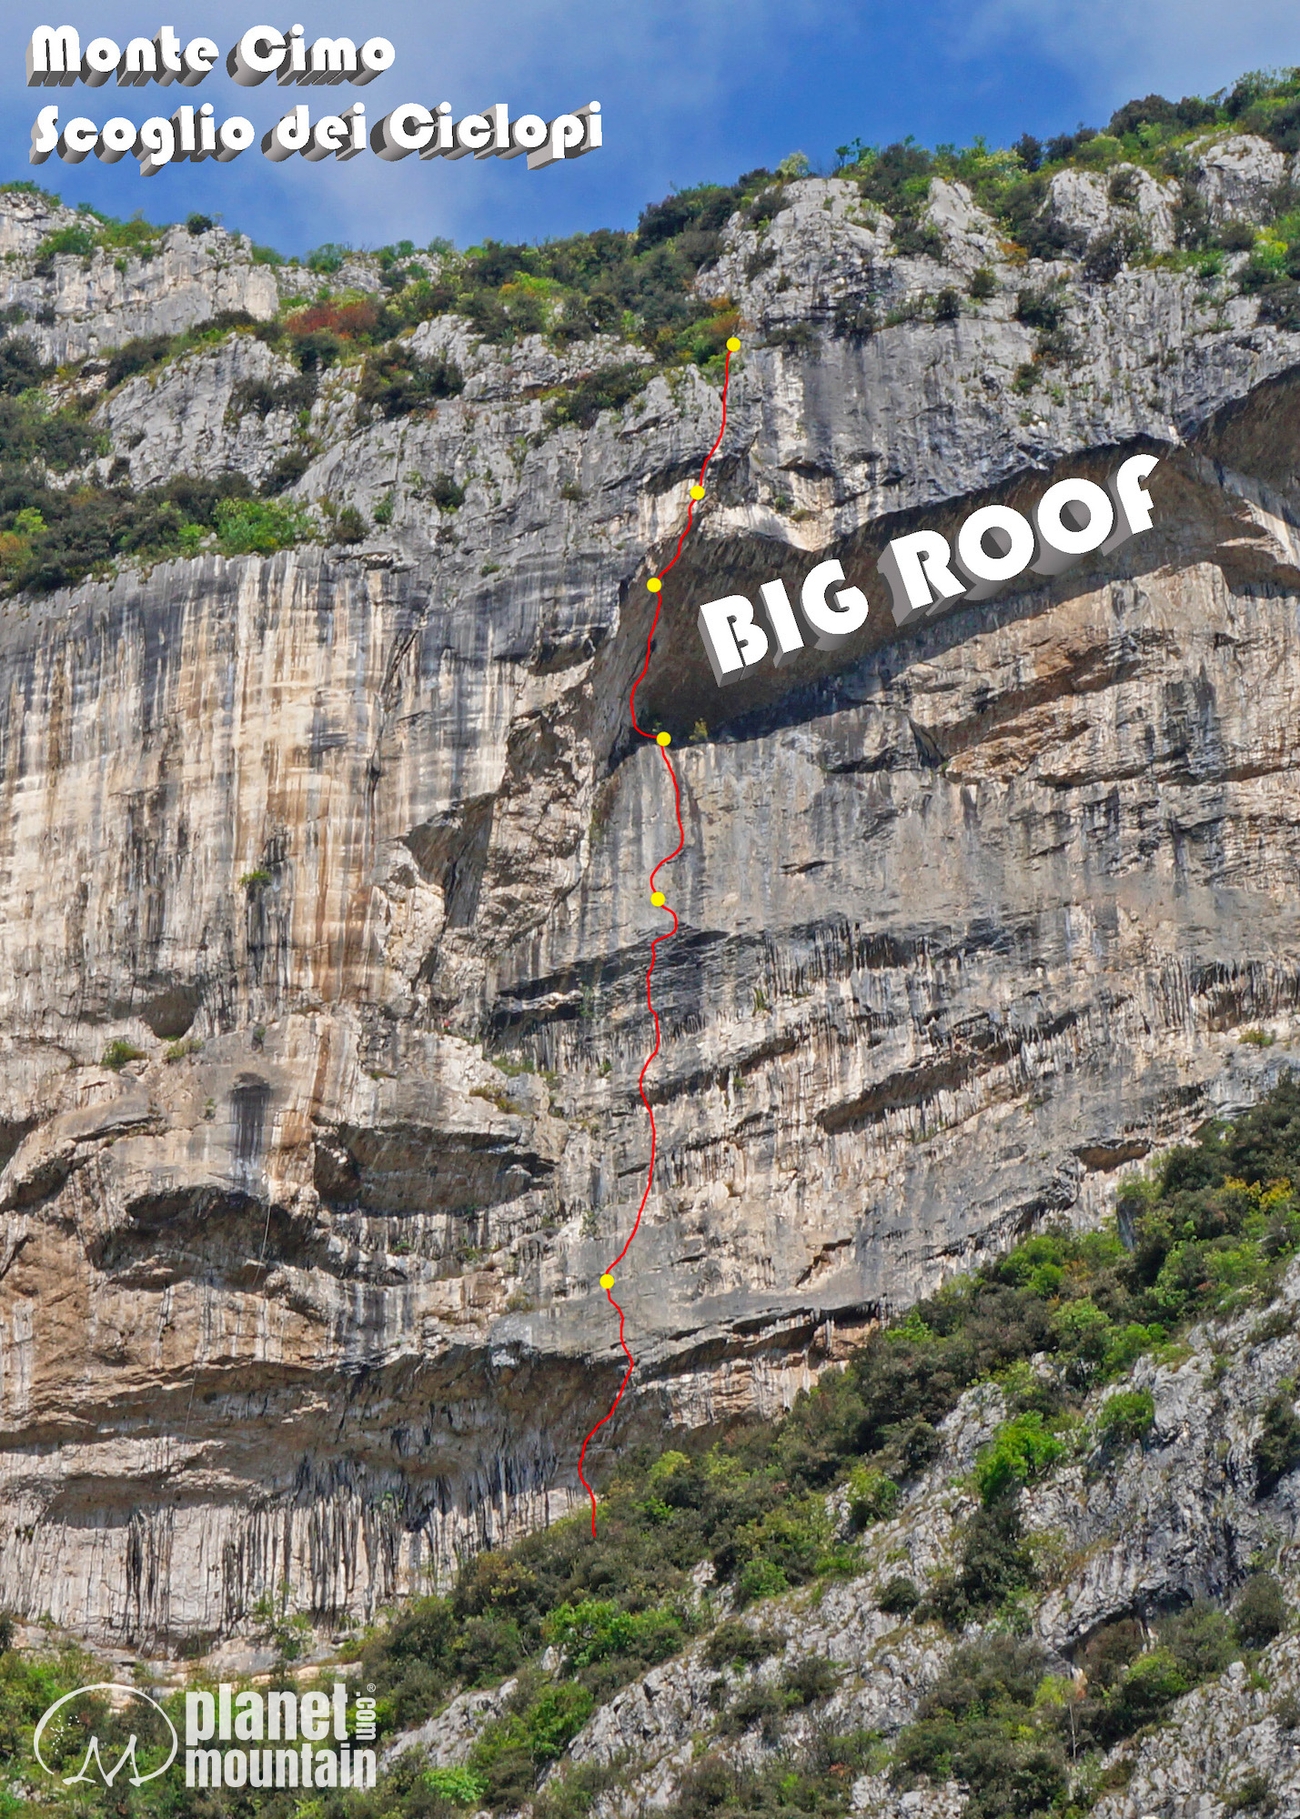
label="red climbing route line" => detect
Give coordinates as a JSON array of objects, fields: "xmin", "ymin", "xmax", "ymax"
[{"xmin": 577, "ymin": 339, "xmax": 740, "ymax": 1536}]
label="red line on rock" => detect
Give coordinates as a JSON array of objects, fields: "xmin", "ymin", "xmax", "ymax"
[{"xmin": 578, "ymin": 347, "xmax": 737, "ymax": 1536}]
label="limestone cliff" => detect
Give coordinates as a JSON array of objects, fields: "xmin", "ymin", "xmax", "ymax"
[{"xmin": 3, "ymin": 137, "xmax": 1300, "ymax": 1650}]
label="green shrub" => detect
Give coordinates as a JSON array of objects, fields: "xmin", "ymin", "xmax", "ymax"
[
  {"xmin": 0, "ymin": 392, "xmax": 96, "ymax": 476},
  {"xmin": 877, "ymin": 1575, "xmax": 920, "ymax": 1615},
  {"xmin": 1078, "ymin": 1616, "xmax": 1144, "ymax": 1690},
  {"xmin": 702, "ymin": 1618, "xmax": 779, "ymax": 1670},
  {"xmin": 1097, "ymin": 1388, "xmax": 1156, "ymax": 1445},
  {"xmin": 719, "ymin": 1677, "xmax": 790, "ymax": 1740},
  {"xmin": 1098, "ymin": 1644, "xmax": 1189, "ymax": 1735},
  {"xmin": 1160, "ymin": 1602, "xmax": 1236, "ymax": 1682},
  {"xmin": 429, "ymin": 472, "xmax": 466, "ymax": 512},
  {"xmin": 765, "ymin": 320, "xmax": 819, "ymax": 352},
  {"xmin": 1047, "ymin": 1301, "xmax": 1164, "ymax": 1386},
  {"xmin": 330, "ymin": 504, "xmax": 368, "ymax": 543},
  {"xmin": 262, "ymin": 449, "xmax": 311, "ymax": 495},
  {"xmin": 306, "ymin": 242, "xmax": 351, "ymax": 272},
  {"xmin": 0, "ymin": 179, "xmax": 60, "ymax": 201},
  {"xmin": 1081, "ymin": 1604, "xmax": 1238, "ymax": 1745},
  {"xmin": 893, "ymin": 1635, "xmax": 1066, "ymax": 1819},
  {"xmin": 847, "ymin": 1465, "xmax": 899, "ymax": 1527},
  {"xmin": 1276, "ymin": 1692, "xmax": 1300, "ymax": 1728},
  {"xmin": 1255, "ymin": 1385, "xmax": 1300, "ymax": 1497},
  {"xmin": 1256, "ymin": 282, "xmax": 1300, "ymax": 330},
  {"xmin": 425, "ymin": 1765, "xmax": 488, "ymax": 1805},
  {"xmin": 1241, "ymin": 243, "xmax": 1292, "ymax": 289},
  {"xmin": 969, "ymin": 266, "xmax": 997, "ymax": 299},
  {"xmin": 1015, "ymin": 285, "xmax": 1068, "ymax": 330},
  {"xmin": 0, "ymin": 1639, "xmax": 165, "ymax": 1783},
  {"xmin": 781, "ymin": 1654, "xmax": 839, "ymax": 1704},
  {"xmin": 532, "ymin": 1761, "xmax": 633, "ymax": 1819},
  {"xmin": 924, "ymin": 1498, "xmax": 1037, "ymax": 1626},
  {"xmin": 468, "ymin": 1679, "xmax": 595, "ymax": 1803},
  {"xmin": 729, "ymin": 1496, "xmax": 846, "ymax": 1604},
  {"xmin": 664, "ymin": 1738, "xmax": 879, "ymax": 1819},
  {"xmin": 1233, "ymin": 1572, "xmax": 1288, "ymax": 1648},
  {"xmin": 292, "ymin": 327, "xmax": 345, "ymax": 371},
  {"xmin": 0, "ymin": 337, "xmax": 44, "ymax": 396},
  {"xmin": 1118, "ymin": 1082, "xmax": 1300, "ymax": 1318},
  {"xmin": 228, "ymin": 373, "xmax": 317, "ymax": 419},
  {"xmin": 35, "ymin": 224, "xmax": 97, "ymax": 262},
  {"xmin": 102, "ymin": 1039, "xmax": 146, "ymax": 1070},
  {"xmin": 1225, "ymin": 1772, "xmax": 1279, "ymax": 1814},
  {"xmin": 544, "ymin": 1598, "xmax": 685, "ymax": 1671},
  {"xmin": 973, "ymin": 1412, "xmax": 1065, "ymax": 1504},
  {"xmin": 357, "ymin": 344, "xmax": 464, "ymax": 418},
  {"xmin": 105, "ymin": 333, "xmax": 175, "ymax": 389},
  {"xmin": 95, "ymin": 211, "xmax": 162, "ymax": 258},
  {"xmin": 1083, "ymin": 220, "xmax": 1145, "ymax": 283},
  {"xmin": 833, "ymin": 296, "xmax": 878, "ymax": 337},
  {"xmin": 0, "ymin": 465, "xmax": 259, "ymax": 595},
  {"xmin": 1219, "ymin": 218, "xmax": 1258, "ymax": 251},
  {"xmin": 545, "ymin": 363, "xmax": 653, "ymax": 430},
  {"xmin": 213, "ymin": 497, "xmax": 314, "ymax": 556},
  {"xmin": 735, "ymin": 1557, "xmax": 789, "ymax": 1603}
]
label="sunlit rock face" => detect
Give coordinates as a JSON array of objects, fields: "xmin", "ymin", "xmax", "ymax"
[{"xmin": 2, "ymin": 159, "xmax": 1300, "ymax": 1646}]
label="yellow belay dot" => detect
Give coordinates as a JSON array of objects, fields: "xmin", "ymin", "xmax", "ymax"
[{"xmin": 600, "ymin": 1272, "xmax": 615, "ymax": 1290}]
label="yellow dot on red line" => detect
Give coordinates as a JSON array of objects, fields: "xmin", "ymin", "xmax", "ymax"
[
  {"xmin": 726, "ymin": 336, "xmax": 741, "ymax": 351},
  {"xmin": 690, "ymin": 484, "xmax": 705, "ymax": 500},
  {"xmin": 651, "ymin": 891, "xmax": 666, "ymax": 907},
  {"xmin": 646, "ymin": 577, "xmax": 662, "ymax": 593},
  {"xmin": 600, "ymin": 1272, "xmax": 615, "ymax": 1289},
  {"xmin": 656, "ymin": 731, "xmax": 671, "ymax": 746}
]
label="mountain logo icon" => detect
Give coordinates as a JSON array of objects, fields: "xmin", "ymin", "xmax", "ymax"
[{"xmin": 33, "ymin": 1683, "xmax": 179, "ymax": 1787}]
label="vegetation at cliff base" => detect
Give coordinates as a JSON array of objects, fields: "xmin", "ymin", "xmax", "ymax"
[{"xmin": 4, "ymin": 1081, "xmax": 1300, "ymax": 1816}]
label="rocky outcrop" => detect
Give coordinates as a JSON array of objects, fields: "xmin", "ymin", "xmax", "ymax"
[
  {"xmin": 1041, "ymin": 165, "xmax": 1178, "ymax": 255},
  {"xmin": 1191, "ymin": 134, "xmax": 1292, "ymax": 224},
  {"xmin": 3, "ymin": 147, "xmax": 1300, "ymax": 1650},
  {"xmin": 0, "ymin": 192, "xmax": 276, "ymax": 363}
]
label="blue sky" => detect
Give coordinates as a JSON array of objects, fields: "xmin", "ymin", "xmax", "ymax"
[{"xmin": 4, "ymin": 0, "xmax": 1300, "ymax": 257}]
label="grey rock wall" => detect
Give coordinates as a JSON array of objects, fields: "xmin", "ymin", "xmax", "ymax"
[{"xmin": 2, "ymin": 150, "xmax": 1300, "ymax": 1645}]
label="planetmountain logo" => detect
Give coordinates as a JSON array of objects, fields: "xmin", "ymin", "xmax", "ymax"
[
  {"xmin": 32, "ymin": 1683, "xmax": 179, "ymax": 1788},
  {"xmin": 32, "ymin": 1680, "xmax": 379, "ymax": 1790}
]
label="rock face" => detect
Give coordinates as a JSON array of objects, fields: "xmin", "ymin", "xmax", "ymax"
[
  {"xmin": 0, "ymin": 202, "xmax": 276, "ymax": 364},
  {"xmin": 3, "ymin": 148, "xmax": 1300, "ymax": 1649}
]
